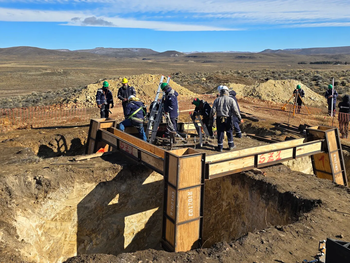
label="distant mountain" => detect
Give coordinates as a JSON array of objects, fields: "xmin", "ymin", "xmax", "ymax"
[
  {"xmin": 154, "ymin": 50, "xmax": 184, "ymax": 57},
  {"xmin": 261, "ymin": 46, "xmax": 350, "ymax": 55},
  {"xmin": 74, "ymin": 47, "xmax": 159, "ymax": 57}
]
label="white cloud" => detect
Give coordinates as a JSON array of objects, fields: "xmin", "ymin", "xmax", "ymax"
[
  {"xmin": 1, "ymin": 0, "xmax": 350, "ymax": 30},
  {"xmin": 0, "ymin": 7, "xmax": 235, "ymax": 31}
]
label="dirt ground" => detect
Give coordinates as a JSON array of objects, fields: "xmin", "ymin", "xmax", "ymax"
[{"xmin": 1, "ymin": 94, "xmax": 350, "ymax": 263}]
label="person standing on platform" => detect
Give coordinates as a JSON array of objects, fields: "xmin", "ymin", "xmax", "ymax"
[
  {"xmin": 117, "ymin": 78, "xmax": 136, "ymax": 117},
  {"xmin": 228, "ymin": 88, "xmax": 243, "ymax": 138},
  {"xmin": 192, "ymin": 98, "xmax": 213, "ymax": 137},
  {"xmin": 96, "ymin": 81, "xmax": 114, "ymax": 118},
  {"xmin": 161, "ymin": 82, "xmax": 179, "ymax": 135},
  {"xmin": 210, "ymin": 85, "xmax": 241, "ymax": 152}
]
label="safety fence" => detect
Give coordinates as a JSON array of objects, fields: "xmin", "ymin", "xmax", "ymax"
[
  {"xmin": 0, "ymin": 104, "xmax": 99, "ymax": 133},
  {"xmin": 1, "ymin": 97, "xmax": 349, "ymax": 141}
]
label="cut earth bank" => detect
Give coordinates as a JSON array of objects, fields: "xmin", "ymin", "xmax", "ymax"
[{"xmin": 1, "ymin": 116, "xmax": 350, "ymax": 263}]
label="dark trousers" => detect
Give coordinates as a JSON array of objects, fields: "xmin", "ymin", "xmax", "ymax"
[
  {"xmin": 232, "ymin": 116, "xmax": 241, "ymax": 137},
  {"xmin": 216, "ymin": 117, "xmax": 234, "ymax": 150},
  {"xmin": 122, "ymin": 101, "xmax": 127, "ymax": 117},
  {"xmin": 327, "ymin": 100, "xmax": 336, "ymax": 115},
  {"xmin": 100, "ymin": 104, "xmax": 110, "ymax": 118},
  {"xmin": 203, "ymin": 118, "xmax": 213, "ymax": 136},
  {"xmin": 167, "ymin": 118, "xmax": 178, "ymax": 133}
]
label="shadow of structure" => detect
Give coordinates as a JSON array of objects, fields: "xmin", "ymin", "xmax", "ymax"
[
  {"xmin": 77, "ymin": 163, "xmax": 164, "ymax": 256},
  {"xmin": 37, "ymin": 136, "xmax": 85, "ymax": 158}
]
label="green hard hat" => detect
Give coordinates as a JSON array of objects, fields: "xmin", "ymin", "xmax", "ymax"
[
  {"xmin": 160, "ymin": 82, "xmax": 168, "ymax": 90},
  {"xmin": 103, "ymin": 81, "xmax": 109, "ymax": 88},
  {"xmin": 328, "ymin": 84, "xmax": 333, "ymax": 89},
  {"xmin": 192, "ymin": 98, "xmax": 201, "ymax": 107},
  {"xmin": 296, "ymin": 84, "xmax": 301, "ymax": 89}
]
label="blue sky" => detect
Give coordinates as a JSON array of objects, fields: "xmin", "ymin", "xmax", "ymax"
[{"xmin": 1, "ymin": 0, "xmax": 350, "ymax": 52}]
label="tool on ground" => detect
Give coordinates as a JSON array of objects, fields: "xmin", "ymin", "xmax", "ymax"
[{"xmin": 281, "ymin": 94, "xmax": 295, "ymax": 111}]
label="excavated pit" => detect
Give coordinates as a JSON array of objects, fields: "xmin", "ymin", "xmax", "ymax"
[
  {"xmin": 0, "ymin": 125, "xmax": 333, "ymax": 263},
  {"xmin": 4, "ymin": 156, "xmax": 319, "ymax": 263}
]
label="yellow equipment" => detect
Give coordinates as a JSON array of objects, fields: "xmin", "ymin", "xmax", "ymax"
[{"xmin": 281, "ymin": 94, "xmax": 295, "ymax": 111}]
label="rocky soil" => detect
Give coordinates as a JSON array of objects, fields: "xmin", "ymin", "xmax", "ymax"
[
  {"xmin": 1, "ymin": 69, "xmax": 350, "ymax": 109},
  {"xmin": 1, "ymin": 71, "xmax": 350, "ymax": 263}
]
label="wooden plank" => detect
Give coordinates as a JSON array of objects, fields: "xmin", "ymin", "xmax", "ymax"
[
  {"xmin": 177, "ymin": 186, "xmax": 201, "ymax": 223},
  {"xmin": 101, "ymin": 130, "xmax": 117, "ymax": 148},
  {"xmin": 168, "ymin": 155, "xmax": 178, "ymax": 187},
  {"xmin": 108, "ymin": 127, "xmax": 165, "ymax": 158},
  {"xmin": 327, "ymin": 130, "xmax": 338, "ymax": 152},
  {"xmin": 206, "ymin": 138, "xmax": 305, "ymax": 163},
  {"xmin": 257, "ymin": 148, "xmax": 293, "ymax": 167},
  {"xmin": 316, "ymin": 170, "xmax": 333, "ymax": 181},
  {"xmin": 330, "ymin": 151, "xmax": 341, "ymax": 174},
  {"xmin": 296, "ymin": 141, "xmax": 322, "ymax": 156},
  {"xmin": 165, "ymin": 218, "xmax": 175, "ymax": 247},
  {"xmin": 100, "ymin": 121, "xmax": 115, "ymax": 129},
  {"xmin": 178, "ymin": 155, "xmax": 202, "ymax": 188},
  {"xmin": 90, "ymin": 120, "xmax": 99, "ymax": 140},
  {"xmin": 313, "ymin": 153, "xmax": 332, "ymax": 174},
  {"xmin": 176, "ymin": 220, "xmax": 200, "ymax": 252},
  {"xmin": 209, "ymin": 156, "xmax": 255, "ymax": 176},
  {"xmin": 140, "ymin": 152, "xmax": 164, "ymax": 172},
  {"xmin": 166, "ymin": 185, "xmax": 177, "ymax": 220},
  {"xmin": 334, "ymin": 172, "xmax": 345, "ymax": 185},
  {"xmin": 169, "ymin": 148, "xmax": 188, "ymax": 156}
]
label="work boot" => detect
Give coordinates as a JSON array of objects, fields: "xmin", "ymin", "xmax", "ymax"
[
  {"xmin": 229, "ymin": 145, "xmax": 236, "ymax": 151},
  {"xmin": 235, "ymin": 134, "xmax": 242, "ymax": 138},
  {"xmin": 216, "ymin": 147, "xmax": 223, "ymax": 152}
]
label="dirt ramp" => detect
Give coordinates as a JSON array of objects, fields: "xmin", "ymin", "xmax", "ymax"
[
  {"xmin": 229, "ymin": 80, "xmax": 327, "ymax": 107},
  {"xmin": 78, "ymin": 74, "xmax": 197, "ymax": 107}
]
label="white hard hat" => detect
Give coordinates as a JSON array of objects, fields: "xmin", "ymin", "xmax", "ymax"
[
  {"xmin": 128, "ymin": 95, "xmax": 135, "ymax": 101},
  {"xmin": 217, "ymin": 85, "xmax": 224, "ymax": 92},
  {"xmin": 222, "ymin": 86, "xmax": 229, "ymax": 91}
]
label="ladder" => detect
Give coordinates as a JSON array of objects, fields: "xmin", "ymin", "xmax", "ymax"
[
  {"xmin": 146, "ymin": 76, "xmax": 170, "ymax": 144},
  {"xmin": 190, "ymin": 112, "xmax": 211, "ymax": 137}
]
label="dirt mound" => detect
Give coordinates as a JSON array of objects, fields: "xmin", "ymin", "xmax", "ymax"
[
  {"xmin": 78, "ymin": 74, "xmax": 197, "ymax": 106},
  {"xmin": 228, "ymin": 79, "xmax": 327, "ymax": 107}
]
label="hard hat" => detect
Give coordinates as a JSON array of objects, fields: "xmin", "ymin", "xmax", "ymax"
[
  {"xmin": 103, "ymin": 81, "xmax": 109, "ymax": 88},
  {"xmin": 328, "ymin": 84, "xmax": 333, "ymax": 89},
  {"xmin": 192, "ymin": 98, "xmax": 201, "ymax": 107},
  {"xmin": 222, "ymin": 86, "xmax": 229, "ymax": 91},
  {"xmin": 122, "ymin": 78, "xmax": 128, "ymax": 84},
  {"xmin": 296, "ymin": 84, "xmax": 301, "ymax": 89},
  {"xmin": 128, "ymin": 95, "xmax": 135, "ymax": 101},
  {"xmin": 160, "ymin": 82, "xmax": 168, "ymax": 90},
  {"xmin": 217, "ymin": 85, "xmax": 224, "ymax": 92}
]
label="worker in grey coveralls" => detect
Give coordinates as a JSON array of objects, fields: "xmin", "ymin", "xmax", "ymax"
[{"xmin": 210, "ymin": 85, "xmax": 242, "ymax": 152}]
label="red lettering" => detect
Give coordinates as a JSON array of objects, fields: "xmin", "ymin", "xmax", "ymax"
[
  {"xmin": 275, "ymin": 151, "xmax": 282, "ymax": 161},
  {"xmin": 258, "ymin": 154, "xmax": 266, "ymax": 164},
  {"xmin": 267, "ymin": 152, "xmax": 274, "ymax": 162}
]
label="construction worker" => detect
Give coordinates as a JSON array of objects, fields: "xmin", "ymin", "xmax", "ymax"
[
  {"xmin": 118, "ymin": 95, "xmax": 147, "ymax": 141},
  {"xmin": 161, "ymin": 82, "xmax": 179, "ymax": 134},
  {"xmin": 117, "ymin": 78, "xmax": 136, "ymax": 117},
  {"xmin": 228, "ymin": 88, "xmax": 242, "ymax": 138},
  {"xmin": 192, "ymin": 98, "xmax": 213, "ymax": 136},
  {"xmin": 96, "ymin": 81, "xmax": 114, "ymax": 118},
  {"xmin": 338, "ymin": 95, "xmax": 350, "ymax": 139},
  {"xmin": 325, "ymin": 84, "xmax": 338, "ymax": 116},
  {"xmin": 293, "ymin": 84, "xmax": 305, "ymax": 114},
  {"xmin": 210, "ymin": 85, "xmax": 241, "ymax": 152}
]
